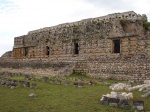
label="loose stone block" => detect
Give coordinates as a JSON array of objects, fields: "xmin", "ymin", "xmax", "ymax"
[{"xmin": 132, "ymin": 100, "xmax": 144, "ymax": 111}]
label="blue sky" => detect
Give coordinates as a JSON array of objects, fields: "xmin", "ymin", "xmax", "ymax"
[{"xmin": 0, "ymin": 0, "xmax": 150, "ymax": 56}]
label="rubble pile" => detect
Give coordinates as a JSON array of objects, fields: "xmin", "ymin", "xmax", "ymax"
[{"xmin": 109, "ymin": 83, "xmax": 131, "ymax": 91}]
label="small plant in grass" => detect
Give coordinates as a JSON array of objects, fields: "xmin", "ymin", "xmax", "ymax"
[{"xmin": 68, "ymin": 72, "xmax": 89, "ymax": 79}]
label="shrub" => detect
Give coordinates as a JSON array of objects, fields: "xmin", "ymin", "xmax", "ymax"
[
  {"xmin": 143, "ymin": 19, "xmax": 150, "ymax": 31},
  {"xmin": 120, "ymin": 20, "xmax": 128, "ymax": 27}
]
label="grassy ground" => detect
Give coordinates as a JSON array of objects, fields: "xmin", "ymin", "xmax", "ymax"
[{"xmin": 0, "ymin": 73, "xmax": 150, "ymax": 112}]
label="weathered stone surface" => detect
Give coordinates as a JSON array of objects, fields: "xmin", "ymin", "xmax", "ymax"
[
  {"xmin": 101, "ymin": 96, "xmax": 109, "ymax": 105},
  {"xmin": 132, "ymin": 100, "xmax": 144, "ymax": 111},
  {"xmin": 120, "ymin": 99, "xmax": 130, "ymax": 109},
  {"xmin": 141, "ymin": 92, "xmax": 150, "ymax": 98},
  {"xmin": 108, "ymin": 98, "xmax": 120, "ymax": 107},
  {"xmin": 29, "ymin": 93, "xmax": 36, "ymax": 98}
]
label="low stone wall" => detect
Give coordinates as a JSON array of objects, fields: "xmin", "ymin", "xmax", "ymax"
[
  {"xmin": 0, "ymin": 55, "xmax": 149, "ymax": 80},
  {"xmin": 0, "ymin": 58, "xmax": 75, "ymax": 76},
  {"xmin": 74, "ymin": 56, "xmax": 150, "ymax": 81},
  {"xmin": 0, "ymin": 61, "xmax": 70, "ymax": 69}
]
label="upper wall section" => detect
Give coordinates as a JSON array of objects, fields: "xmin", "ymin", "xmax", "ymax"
[
  {"xmin": 13, "ymin": 35, "xmax": 26, "ymax": 48},
  {"xmin": 13, "ymin": 11, "xmax": 147, "ymax": 49},
  {"xmin": 28, "ymin": 11, "xmax": 146, "ymax": 34}
]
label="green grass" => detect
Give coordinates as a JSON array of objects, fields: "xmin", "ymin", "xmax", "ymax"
[{"xmin": 0, "ymin": 74, "xmax": 150, "ymax": 112}]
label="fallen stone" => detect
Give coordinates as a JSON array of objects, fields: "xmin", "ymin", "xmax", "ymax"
[
  {"xmin": 141, "ymin": 92, "xmax": 150, "ymax": 98},
  {"xmin": 64, "ymin": 81, "xmax": 69, "ymax": 86},
  {"xmin": 103, "ymin": 82, "xmax": 110, "ymax": 86},
  {"xmin": 109, "ymin": 83, "xmax": 131, "ymax": 91},
  {"xmin": 30, "ymin": 83, "xmax": 37, "ymax": 89},
  {"xmin": 29, "ymin": 93, "xmax": 36, "ymax": 98},
  {"xmin": 50, "ymin": 79, "xmax": 55, "ymax": 84},
  {"xmin": 120, "ymin": 99, "xmax": 130, "ymax": 109},
  {"xmin": 77, "ymin": 82, "xmax": 84, "ymax": 88},
  {"xmin": 10, "ymin": 86, "xmax": 16, "ymax": 89},
  {"xmin": 5, "ymin": 80, "xmax": 11, "ymax": 88},
  {"xmin": 132, "ymin": 100, "xmax": 144, "ymax": 111},
  {"xmin": 144, "ymin": 80, "xmax": 150, "ymax": 84},
  {"xmin": 73, "ymin": 81, "xmax": 78, "ymax": 87},
  {"xmin": 143, "ymin": 88, "xmax": 150, "ymax": 93},
  {"xmin": 89, "ymin": 80, "xmax": 97, "ymax": 85},
  {"xmin": 23, "ymin": 82, "xmax": 30, "ymax": 87},
  {"xmin": 101, "ymin": 96, "xmax": 109, "ymax": 105},
  {"xmin": 56, "ymin": 80, "xmax": 61, "ymax": 85},
  {"xmin": 18, "ymin": 80, "xmax": 25, "ymax": 85},
  {"xmin": 108, "ymin": 98, "xmax": 120, "ymax": 107},
  {"xmin": 1, "ymin": 79, "xmax": 6, "ymax": 85},
  {"xmin": 42, "ymin": 76, "xmax": 49, "ymax": 82}
]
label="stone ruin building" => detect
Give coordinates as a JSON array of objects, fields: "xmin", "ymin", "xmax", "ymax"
[{"xmin": 0, "ymin": 11, "xmax": 150, "ymax": 81}]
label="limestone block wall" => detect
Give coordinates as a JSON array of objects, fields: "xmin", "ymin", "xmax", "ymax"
[
  {"xmin": 13, "ymin": 48, "xmax": 24, "ymax": 58},
  {"xmin": 0, "ymin": 58, "xmax": 75, "ymax": 76},
  {"xmin": 2, "ymin": 11, "xmax": 149, "ymax": 80},
  {"xmin": 1, "ymin": 54, "xmax": 150, "ymax": 80},
  {"xmin": 12, "ymin": 11, "xmax": 147, "ymax": 59},
  {"xmin": 74, "ymin": 56, "xmax": 150, "ymax": 81},
  {"xmin": 121, "ymin": 36, "xmax": 150, "ymax": 56},
  {"xmin": 27, "ymin": 11, "xmax": 146, "ymax": 35},
  {"xmin": 13, "ymin": 35, "xmax": 25, "ymax": 48}
]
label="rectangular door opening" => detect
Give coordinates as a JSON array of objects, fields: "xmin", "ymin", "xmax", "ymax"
[
  {"xmin": 74, "ymin": 43, "xmax": 79, "ymax": 54},
  {"xmin": 24, "ymin": 47, "xmax": 28, "ymax": 56},
  {"xmin": 46, "ymin": 46, "xmax": 50, "ymax": 55},
  {"xmin": 113, "ymin": 40, "xmax": 120, "ymax": 53}
]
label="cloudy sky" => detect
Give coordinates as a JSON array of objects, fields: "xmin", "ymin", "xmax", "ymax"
[{"xmin": 0, "ymin": 0, "xmax": 150, "ymax": 56}]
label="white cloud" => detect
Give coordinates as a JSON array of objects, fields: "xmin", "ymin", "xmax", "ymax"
[{"xmin": 0, "ymin": 0, "xmax": 150, "ymax": 56}]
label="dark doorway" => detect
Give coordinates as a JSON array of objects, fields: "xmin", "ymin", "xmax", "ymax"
[
  {"xmin": 46, "ymin": 46, "xmax": 50, "ymax": 55},
  {"xmin": 113, "ymin": 40, "xmax": 120, "ymax": 53},
  {"xmin": 24, "ymin": 47, "xmax": 28, "ymax": 56},
  {"xmin": 74, "ymin": 43, "xmax": 79, "ymax": 54}
]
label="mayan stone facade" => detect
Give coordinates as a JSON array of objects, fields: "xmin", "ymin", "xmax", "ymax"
[{"xmin": 1, "ymin": 11, "xmax": 150, "ymax": 80}]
